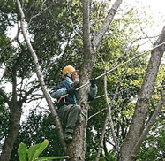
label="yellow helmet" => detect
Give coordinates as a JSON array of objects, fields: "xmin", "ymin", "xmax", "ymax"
[{"xmin": 62, "ymin": 65, "xmax": 76, "ymax": 77}]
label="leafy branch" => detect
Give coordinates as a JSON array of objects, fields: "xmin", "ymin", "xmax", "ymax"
[{"xmin": 18, "ymin": 140, "xmax": 69, "ymax": 161}]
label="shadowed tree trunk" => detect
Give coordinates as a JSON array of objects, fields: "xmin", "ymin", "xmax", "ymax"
[{"xmin": 65, "ymin": 0, "xmax": 93, "ymax": 159}]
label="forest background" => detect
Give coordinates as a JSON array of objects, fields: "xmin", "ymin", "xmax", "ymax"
[{"xmin": 0, "ymin": 0, "xmax": 165, "ymax": 161}]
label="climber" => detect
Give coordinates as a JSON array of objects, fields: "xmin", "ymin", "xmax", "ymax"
[{"xmin": 50, "ymin": 65, "xmax": 97, "ymax": 143}]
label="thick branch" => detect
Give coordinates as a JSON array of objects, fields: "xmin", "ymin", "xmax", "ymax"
[
  {"xmin": 80, "ymin": 0, "xmax": 93, "ymax": 83},
  {"xmin": 92, "ymin": 0, "xmax": 123, "ymax": 51},
  {"xmin": 11, "ymin": 61, "xmax": 18, "ymax": 103},
  {"xmin": 83, "ymin": 0, "xmax": 91, "ymax": 53},
  {"xmin": 120, "ymin": 26, "xmax": 165, "ymax": 161},
  {"xmin": 95, "ymin": 67, "xmax": 119, "ymax": 161},
  {"xmin": 131, "ymin": 95, "xmax": 164, "ymax": 157},
  {"xmin": 17, "ymin": 0, "xmax": 67, "ymax": 152}
]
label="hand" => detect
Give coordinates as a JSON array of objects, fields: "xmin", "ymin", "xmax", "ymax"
[
  {"xmin": 90, "ymin": 79, "xmax": 95, "ymax": 88},
  {"xmin": 67, "ymin": 88, "xmax": 76, "ymax": 95},
  {"xmin": 49, "ymin": 89, "xmax": 54, "ymax": 95}
]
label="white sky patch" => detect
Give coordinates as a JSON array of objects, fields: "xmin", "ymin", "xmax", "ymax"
[
  {"xmin": 141, "ymin": 0, "xmax": 165, "ymax": 14},
  {"xmin": 127, "ymin": 0, "xmax": 165, "ymax": 32},
  {"xmin": 6, "ymin": 23, "xmax": 18, "ymax": 39}
]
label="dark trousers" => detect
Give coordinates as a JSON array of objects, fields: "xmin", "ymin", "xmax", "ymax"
[{"xmin": 58, "ymin": 104, "xmax": 81, "ymax": 134}]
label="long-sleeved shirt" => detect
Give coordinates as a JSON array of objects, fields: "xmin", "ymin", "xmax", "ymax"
[{"xmin": 50, "ymin": 78, "xmax": 98, "ymax": 108}]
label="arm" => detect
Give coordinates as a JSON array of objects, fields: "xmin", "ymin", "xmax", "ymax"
[
  {"xmin": 50, "ymin": 80, "xmax": 75, "ymax": 98},
  {"xmin": 50, "ymin": 88, "xmax": 67, "ymax": 98},
  {"xmin": 50, "ymin": 81, "xmax": 68, "ymax": 98}
]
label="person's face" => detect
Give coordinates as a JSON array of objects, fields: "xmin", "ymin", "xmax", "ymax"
[{"xmin": 71, "ymin": 71, "xmax": 79, "ymax": 84}]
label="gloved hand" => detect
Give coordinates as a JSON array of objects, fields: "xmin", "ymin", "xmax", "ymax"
[
  {"xmin": 67, "ymin": 88, "xmax": 76, "ymax": 95},
  {"xmin": 79, "ymin": 113, "xmax": 84, "ymax": 124},
  {"xmin": 90, "ymin": 79, "xmax": 95, "ymax": 88}
]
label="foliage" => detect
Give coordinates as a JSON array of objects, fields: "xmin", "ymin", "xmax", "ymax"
[
  {"xmin": 11, "ymin": 110, "xmax": 63, "ymax": 161},
  {"xmin": 22, "ymin": 0, "xmax": 84, "ymax": 86},
  {"xmin": 0, "ymin": 96, "xmax": 10, "ymax": 150},
  {"xmin": 0, "ymin": 0, "xmax": 17, "ymax": 33},
  {"xmin": 0, "ymin": 96, "xmax": 4, "ymax": 114},
  {"xmin": 0, "ymin": 0, "xmax": 164, "ymax": 160},
  {"xmin": 86, "ymin": 4, "xmax": 148, "ymax": 159},
  {"xmin": 18, "ymin": 140, "xmax": 69, "ymax": 161},
  {"xmin": 136, "ymin": 114, "xmax": 165, "ymax": 161}
]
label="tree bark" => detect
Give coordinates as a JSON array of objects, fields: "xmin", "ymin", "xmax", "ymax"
[
  {"xmin": 132, "ymin": 97, "xmax": 164, "ymax": 156},
  {"xmin": 65, "ymin": 1, "xmax": 91, "ymax": 160},
  {"xmin": 92, "ymin": 0, "xmax": 123, "ymax": 51},
  {"xmin": 66, "ymin": 0, "xmax": 123, "ymax": 160},
  {"xmin": 0, "ymin": 103, "xmax": 21, "ymax": 161},
  {"xmin": 120, "ymin": 26, "xmax": 165, "ymax": 161}
]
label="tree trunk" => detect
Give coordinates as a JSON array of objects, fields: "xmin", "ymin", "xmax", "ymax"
[
  {"xmin": 0, "ymin": 61, "xmax": 21, "ymax": 161},
  {"xmin": 0, "ymin": 104, "xmax": 21, "ymax": 161},
  {"xmin": 120, "ymin": 26, "xmax": 165, "ymax": 161},
  {"xmin": 66, "ymin": 1, "xmax": 92, "ymax": 160},
  {"xmin": 66, "ymin": 0, "xmax": 123, "ymax": 160}
]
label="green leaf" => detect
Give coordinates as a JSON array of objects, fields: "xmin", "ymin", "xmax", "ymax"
[
  {"xmin": 18, "ymin": 143, "xmax": 27, "ymax": 161},
  {"xmin": 28, "ymin": 143, "xmax": 41, "ymax": 161},
  {"xmin": 35, "ymin": 156, "xmax": 69, "ymax": 161},
  {"xmin": 33, "ymin": 140, "xmax": 49, "ymax": 159}
]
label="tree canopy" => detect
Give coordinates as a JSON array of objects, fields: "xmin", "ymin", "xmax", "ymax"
[{"xmin": 0, "ymin": 0, "xmax": 165, "ymax": 161}]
